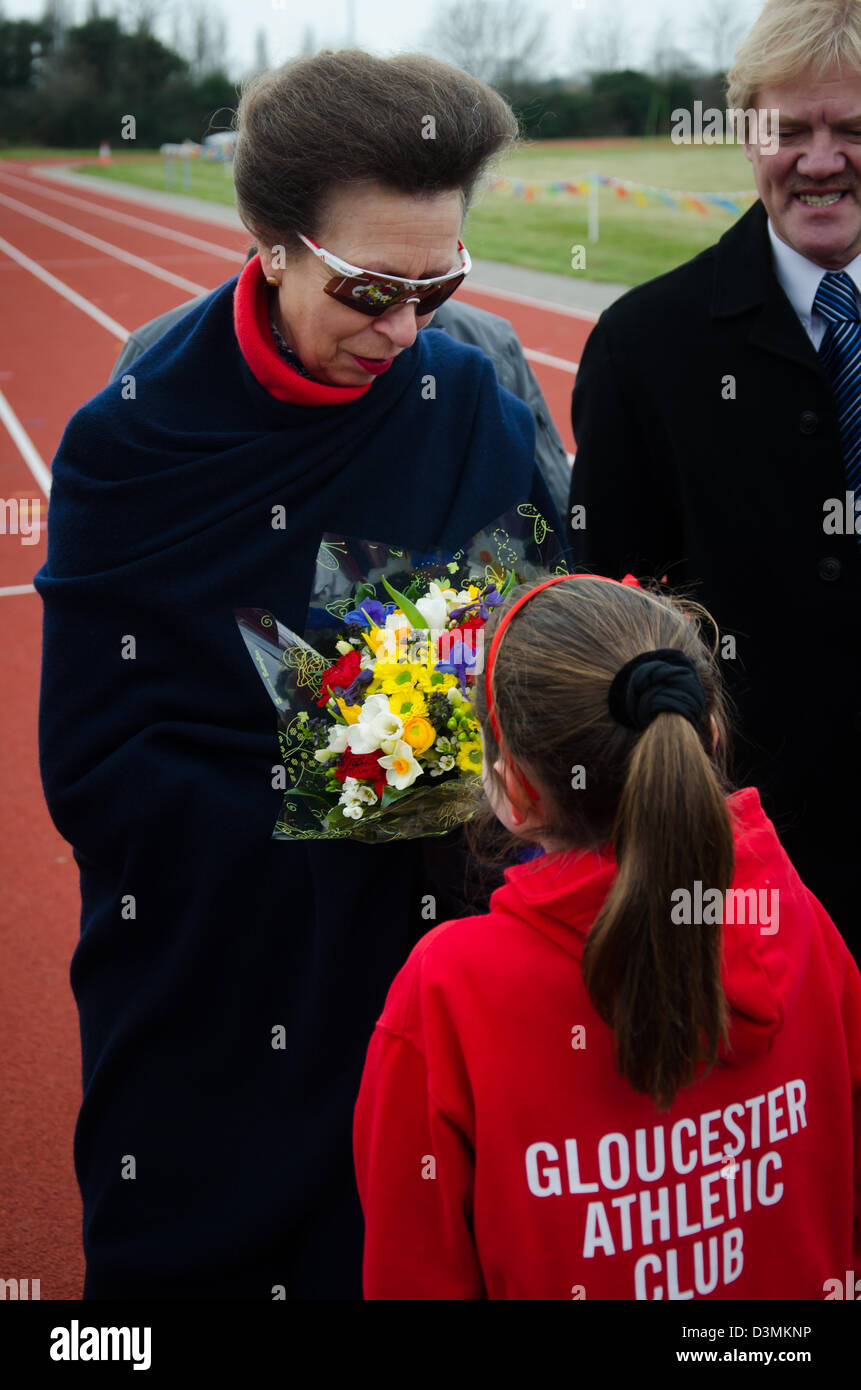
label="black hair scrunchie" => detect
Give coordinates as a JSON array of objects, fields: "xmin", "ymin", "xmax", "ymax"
[{"xmin": 607, "ymin": 647, "xmax": 706, "ymax": 733}]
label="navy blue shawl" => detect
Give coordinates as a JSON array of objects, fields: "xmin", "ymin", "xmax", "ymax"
[{"xmin": 35, "ymin": 271, "xmax": 564, "ymax": 1299}]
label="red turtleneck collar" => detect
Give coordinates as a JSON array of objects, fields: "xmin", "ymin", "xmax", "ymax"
[{"xmin": 233, "ymin": 252, "xmax": 373, "ymax": 407}]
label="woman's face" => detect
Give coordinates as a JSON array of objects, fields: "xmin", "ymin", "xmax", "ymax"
[{"xmin": 259, "ymin": 182, "xmax": 464, "ymax": 387}]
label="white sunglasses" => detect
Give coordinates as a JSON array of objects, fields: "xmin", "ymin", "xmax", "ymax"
[{"xmin": 296, "ymin": 232, "xmax": 471, "ymax": 316}]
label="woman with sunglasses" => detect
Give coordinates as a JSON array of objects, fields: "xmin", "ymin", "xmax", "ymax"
[{"xmin": 35, "ymin": 49, "xmax": 564, "ymax": 1301}]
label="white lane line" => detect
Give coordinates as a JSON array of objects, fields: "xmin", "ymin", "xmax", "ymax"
[
  {"xmin": 0, "ymin": 385, "xmax": 52, "ymax": 496},
  {"xmin": 0, "ymin": 234, "xmax": 128, "ymax": 340},
  {"xmin": 0, "ymin": 584, "xmax": 37, "ymax": 597},
  {"xmin": 0, "ymin": 191, "xmax": 208, "ymax": 295},
  {"xmin": 465, "ymin": 282, "xmax": 601, "ymax": 321},
  {"xmin": 0, "ymin": 168, "xmax": 244, "ymax": 263},
  {"xmin": 524, "ymin": 347, "xmax": 579, "ymax": 373}
]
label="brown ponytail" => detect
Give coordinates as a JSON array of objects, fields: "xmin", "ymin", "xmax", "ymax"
[
  {"xmin": 471, "ymin": 576, "xmax": 736, "ymax": 1110},
  {"xmin": 582, "ymin": 711, "xmax": 733, "ymax": 1109}
]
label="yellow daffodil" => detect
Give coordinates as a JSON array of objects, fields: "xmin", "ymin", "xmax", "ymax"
[
  {"xmin": 401, "ymin": 715, "xmax": 436, "ymax": 756},
  {"xmin": 378, "ymin": 740, "xmax": 423, "ymax": 789},
  {"xmin": 363, "ymin": 624, "xmax": 389, "ymax": 659},
  {"xmin": 335, "ymin": 698, "xmax": 361, "ymax": 724}
]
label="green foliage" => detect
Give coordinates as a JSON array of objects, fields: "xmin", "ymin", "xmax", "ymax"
[
  {"xmin": 0, "ymin": 18, "xmax": 54, "ymax": 89},
  {"xmin": 502, "ymin": 70, "xmax": 700, "ymax": 141},
  {"xmin": 0, "ymin": 11, "xmax": 236, "ymax": 147}
]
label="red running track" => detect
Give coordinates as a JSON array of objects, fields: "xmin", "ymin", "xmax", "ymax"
[{"xmin": 0, "ymin": 157, "xmax": 594, "ymax": 1299}]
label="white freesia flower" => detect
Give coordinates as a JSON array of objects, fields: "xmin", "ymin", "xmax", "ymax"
[
  {"xmin": 374, "ymin": 711, "xmax": 404, "ymax": 741},
  {"xmin": 335, "ymin": 640, "xmax": 353, "ymax": 656},
  {"xmin": 341, "ymin": 804, "xmax": 363, "ymax": 819},
  {"xmin": 378, "ymin": 739, "xmax": 422, "ymax": 789},
  {"xmin": 361, "ymin": 694, "xmax": 390, "ymax": 720},
  {"xmin": 346, "ymin": 695, "xmax": 403, "ymax": 754},
  {"xmin": 354, "ymin": 785, "xmax": 378, "ymax": 805},
  {"xmin": 313, "ymin": 723, "xmax": 350, "ymax": 760},
  {"xmin": 415, "ymin": 582, "xmax": 449, "ymax": 631},
  {"xmin": 438, "ymin": 754, "xmax": 455, "ymax": 771}
]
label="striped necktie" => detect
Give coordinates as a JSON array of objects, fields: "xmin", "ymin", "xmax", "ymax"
[{"xmin": 813, "ymin": 270, "xmax": 861, "ymax": 506}]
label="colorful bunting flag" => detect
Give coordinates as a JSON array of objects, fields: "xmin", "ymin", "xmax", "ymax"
[{"xmin": 482, "ymin": 170, "xmax": 757, "ymax": 216}]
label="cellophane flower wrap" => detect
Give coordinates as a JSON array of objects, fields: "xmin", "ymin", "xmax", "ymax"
[{"xmin": 235, "ymin": 504, "xmax": 567, "ymax": 843}]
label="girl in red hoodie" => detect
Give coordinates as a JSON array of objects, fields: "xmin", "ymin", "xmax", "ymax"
[{"xmin": 353, "ymin": 573, "xmax": 861, "ymax": 1300}]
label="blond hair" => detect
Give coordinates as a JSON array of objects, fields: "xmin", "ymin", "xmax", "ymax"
[{"xmin": 727, "ymin": 0, "xmax": 861, "ymax": 110}]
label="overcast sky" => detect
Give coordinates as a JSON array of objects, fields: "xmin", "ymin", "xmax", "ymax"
[{"xmin": 5, "ymin": 0, "xmax": 767, "ymax": 85}]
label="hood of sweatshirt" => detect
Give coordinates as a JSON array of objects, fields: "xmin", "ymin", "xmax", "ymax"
[{"xmin": 488, "ymin": 787, "xmax": 812, "ymax": 1067}]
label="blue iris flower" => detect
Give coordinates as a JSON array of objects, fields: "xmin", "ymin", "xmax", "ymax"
[
  {"xmin": 344, "ymin": 599, "xmax": 396, "ymax": 629},
  {"xmin": 341, "ymin": 669, "xmax": 374, "ymax": 704},
  {"xmin": 435, "ymin": 638, "xmax": 476, "ymax": 694},
  {"xmin": 449, "ymin": 584, "xmax": 504, "ymax": 624}
]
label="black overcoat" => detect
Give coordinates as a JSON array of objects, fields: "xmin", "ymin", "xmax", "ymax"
[{"xmin": 568, "ymin": 199, "xmax": 861, "ymax": 958}]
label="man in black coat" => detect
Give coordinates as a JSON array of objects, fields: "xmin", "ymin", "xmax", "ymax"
[{"xmin": 568, "ymin": 60, "xmax": 861, "ymax": 959}]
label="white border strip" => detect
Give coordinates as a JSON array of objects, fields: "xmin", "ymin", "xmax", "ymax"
[
  {"xmin": 524, "ymin": 348, "xmax": 579, "ymax": 373},
  {"xmin": 465, "ymin": 281, "xmax": 601, "ymax": 321},
  {"xmin": 0, "ymin": 168, "xmax": 243, "ymax": 262},
  {"xmin": 0, "ymin": 386, "xmax": 52, "ymax": 495},
  {"xmin": 0, "ymin": 233, "xmax": 128, "ymax": 340},
  {"xmin": 0, "ymin": 584, "xmax": 37, "ymax": 597},
  {"xmin": 0, "ymin": 191, "xmax": 208, "ymax": 295}
]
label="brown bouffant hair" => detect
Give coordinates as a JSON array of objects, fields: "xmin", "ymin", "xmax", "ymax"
[
  {"xmin": 232, "ymin": 48, "xmax": 519, "ymax": 259},
  {"xmin": 471, "ymin": 575, "xmax": 736, "ymax": 1111}
]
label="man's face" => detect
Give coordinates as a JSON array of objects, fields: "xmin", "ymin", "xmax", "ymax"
[
  {"xmin": 746, "ymin": 71, "xmax": 861, "ymax": 269},
  {"xmin": 258, "ymin": 183, "xmax": 463, "ymax": 387}
]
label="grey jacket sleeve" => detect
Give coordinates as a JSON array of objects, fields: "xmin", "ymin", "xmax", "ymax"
[
  {"xmin": 433, "ymin": 299, "xmax": 572, "ymax": 520},
  {"xmin": 110, "ymin": 294, "xmax": 213, "ymax": 382},
  {"xmin": 109, "ymin": 293, "xmax": 572, "ymax": 520}
]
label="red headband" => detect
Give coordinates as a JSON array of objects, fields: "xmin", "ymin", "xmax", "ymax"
[{"xmin": 483, "ymin": 572, "xmax": 642, "ymax": 802}]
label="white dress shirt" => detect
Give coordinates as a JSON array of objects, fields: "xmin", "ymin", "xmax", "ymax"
[{"xmin": 768, "ymin": 219, "xmax": 861, "ymax": 348}]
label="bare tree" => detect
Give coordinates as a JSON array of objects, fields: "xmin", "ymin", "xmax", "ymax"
[
  {"xmin": 177, "ymin": 0, "xmax": 229, "ymax": 78},
  {"xmin": 40, "ymin": 0, "xmax": 73, "ymax": 49},
  {"xmin": 648, "ymin": 13, "xmax": 699, "ymax": 80},
  {"xmin": 692, "ymin": 0, "xmax": 746, "ymax": 74},
  {"xmin": 119, "ymin": 0, "xmax": 173, "ymax": 39},
  {"xmin": 428, "ymin": 0, "xmax": 550, "ymax": 89},
  {"xmin": 253, "ymin": 26, "xmax": 270, "ymax": 74},
  {"xmin": 572, "ymin": 0, "xmax": 635, "ymax": 77}
]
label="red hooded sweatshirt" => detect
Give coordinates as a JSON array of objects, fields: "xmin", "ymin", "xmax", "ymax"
[{"xmin": 354, "ymin": 787, "xmax": 861, "ymax": 1300}]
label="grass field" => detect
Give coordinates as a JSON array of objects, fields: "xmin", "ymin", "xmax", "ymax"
[{"xmin": 4, "ymin": 140, "xmax": 759, "ymax": 285}]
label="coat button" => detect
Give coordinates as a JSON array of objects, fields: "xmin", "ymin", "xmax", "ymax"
[
  {"xmin": 799, "ymin": 410, "xmax": 819, "ymax": 434},
  {"xmin": 818, "ymin": 556, "xmax": 843, "ymax": 581}
]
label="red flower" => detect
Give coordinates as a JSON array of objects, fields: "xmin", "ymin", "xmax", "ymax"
[
  {"xmin": 334, "ymin": 750, "xmax": 386, "ymax": 800},
  {"xmin": 317, "ymin": 649, "xmax": 362, "ymax": 707}
]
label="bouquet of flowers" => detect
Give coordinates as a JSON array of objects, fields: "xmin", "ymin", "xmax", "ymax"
[{"xmin": 235, "ymin": 504, "xmax": 567, "ymax": 843}]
